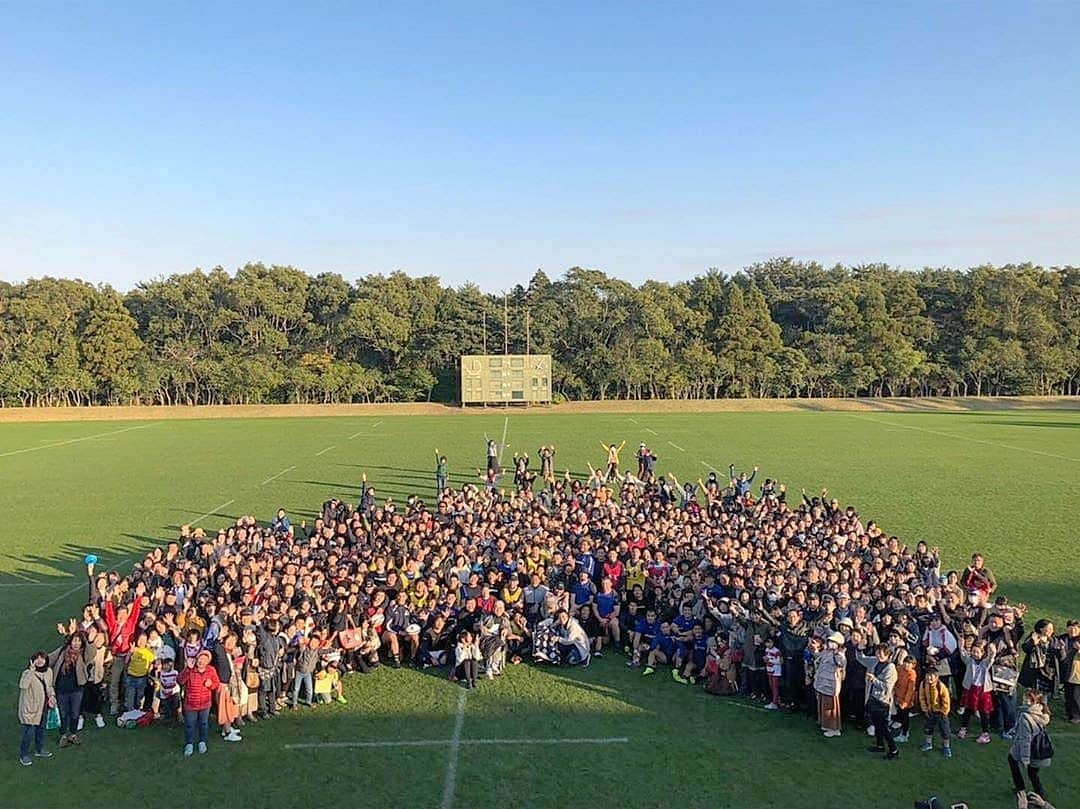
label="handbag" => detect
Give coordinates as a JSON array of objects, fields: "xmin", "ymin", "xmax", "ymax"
[
  {"xmin": 991, "ymin": 664, "xmax": 1019, "ymax": 691},
  {"xmin": 245, "ymin": 669, "xmax": 260, "ymax": 690},
  {"xmin": 45, "ymin": 705, "xmax": 61, "ymax": 730},
  {"xmin": 1031, "ymin": 728, "xmax": 1054, "ymax": 761}
]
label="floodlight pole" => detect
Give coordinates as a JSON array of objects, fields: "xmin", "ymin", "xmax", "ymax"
[
  {"xmin": 526, "ymin": 309, "xmax": 531, "ymax": 357},
  {"xmin": 503, "ymin": 292, "xmax": 509, "ymax": 355},
  {"xmin": 482, "ymin": 309, "xmax": 487, "ymax": 355}
]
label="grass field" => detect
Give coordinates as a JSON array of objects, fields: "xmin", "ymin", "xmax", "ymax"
[{"xmin": 1, "ymin": 406, "xmax": 1079, "ymax": 809}]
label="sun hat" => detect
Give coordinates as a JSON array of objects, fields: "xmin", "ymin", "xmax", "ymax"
[{"xmin": 828, "ymin": 632, "xmax": 845, "ymax": 646}]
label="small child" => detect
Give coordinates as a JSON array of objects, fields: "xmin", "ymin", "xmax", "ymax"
[
  {"xmin": 893, "ymin": 651, "xmax": 918, "ymax": 743},
  {"xmin": 156, "ymin": 652, "xmax": 180, "ymax": 724},
  {"xmin": 958, "ymin": 640, "xmax": 996, "ymax": 743},
  {"xmin": 918, "ymin": 668, "xmax": 953, "ymax": 758},
  {"xmin": 764, "ymin": 635, "xmax": 783, "ymax": 710}
]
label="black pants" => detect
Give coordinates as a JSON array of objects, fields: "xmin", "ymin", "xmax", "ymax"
[
  {"xmin": 868, "ymin": 702, "xmax": 898, "ymax": 753},
  {"xmin": 1008, "ymin": 753, "xmax": 1045, "ymax": 798},
  {"xmin": 457, "ymin": 659, "xmax": 478, "ymax": 684},
  {"xmin": 1065, "ymin": 682, "xmax": 1080, "ymax": 721}
]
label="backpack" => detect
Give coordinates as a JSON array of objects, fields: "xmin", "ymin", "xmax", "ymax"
[{"xmin": 1031, "ymin": 727, "xmax": 1054, "ymax": 761}]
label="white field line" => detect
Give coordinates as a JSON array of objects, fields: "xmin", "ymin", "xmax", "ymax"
[
  {"xmin": 440, "ymin": 689, "xmax": 468, "ymax": 809},
  {"xmin": 667, "ymin": 441, "xmax": 685, "ymax": 452},
  {"xmin": 0, "ymin": 425, "xmax": 151, "ymax": 458},
  {"xmin": 192, "ymin": 499, "xmax": 235, "ymax": 526},
  {"xmin": 30, "ymin": 551, "xmax": 137, "ymax": 615},
  {"xmin": 260, "ymin": 465, "xmax": 295, "ymax": 485},
  {"xmin": 497, "ymin": 416, "xmax": 509, "ymax": 466},
  {"xmin": 857, "ymin": 415, "xmax": 1080, "ymax": 463},
  {"xmin": 628, "ymin": 417, "xmax": 638, "ymax": 424},
  {"xmin": 348, "ymin": 431, "xmax": 365, "ymax": 440},
  {"xmin": 0, "ymin": 582, "xmax": 71, "ymax": 587},
  {"xmin": 644, "ymin": 427, "xmax": 657, "ymax": 436},
  {"xmin": 371, "ymin": 420, "xmax": 383, "ymax": 428},
  {"xmin": 461, "ymin": 736, "xmax": 629, "ymax": 746},
  {"xmin": 315, "ymin": 445, "xmax": 336, "ymax": 457}
]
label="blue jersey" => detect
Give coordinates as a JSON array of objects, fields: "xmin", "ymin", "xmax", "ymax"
[
  {"xmin": 652, "ymin": 634, "xmax": 677, "ymax": 657},
  {"xmin": 673, "ymin": 614, "xmax": 696, "ymax": 636},
  {"xmin": 576, "ymin": 553, "xmax": 597, "ymax": 578},
  {"xmin": 572, "ymin": 581, "xmax": 595, "ymax": 607},
  {"xmin": 634, "ymin": 617, "xmax": 660, "ymax": 645},
  {"xmin": 595, "ymin": 591, "xmax": 618, "ymax": 618}
]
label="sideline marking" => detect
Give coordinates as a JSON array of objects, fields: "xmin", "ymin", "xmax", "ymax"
[
  {"xmin": 856, "ymin": 415, "xmax": 1080, "ymax": 463},
  {"xmin": 260, "ymin": 466, "xmax": 295, "ymax": 485},
  {"xmin": 440, "ymin": 689, "xmax": 467, "ymax": 809},
  {"xmin": 0, "ymin": 424, "xmax": 151, "ymax": 458},
  {"xmin": 644, "ymin": 427, "xmax": 657, "ymax": 436},
  {"xmin": 372, "ymin": 420, "xmax": 383, "ymax": 428},
  {"xmin": 667, "ymin": 441, "xmax": 685, "ymax": 452},
  {"xmin": 192, "ymin": 499, "xmax": 235, "ymax": 526},
  {"xmin": 30, "ymin": 552, "xmax": 138, "ymax": 615},
  {"xmin": 315, "ymin": 445, "xmax": 336, "ymax": 457}
]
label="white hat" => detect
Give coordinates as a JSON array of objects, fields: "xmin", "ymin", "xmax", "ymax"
[{"xmin": 828, "ymin": 632, "xmax": 845, "ymax": 646}]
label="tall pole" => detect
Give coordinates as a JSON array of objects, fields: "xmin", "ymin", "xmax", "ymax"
[
  {"xmin": 526, "ymin": 309, "xmax": 531, "ymax": 357},
  {"xmin": 503, "ymin": 292, "xmax": 509, "ymax": 355},
  {"xmin": 482, "ymin": 309, "xmax": 487, "ymax": 355}
]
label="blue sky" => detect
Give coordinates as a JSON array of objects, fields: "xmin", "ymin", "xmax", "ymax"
[{"xmin": 1, "ymin": 2, "xmax": 1078, "ymax": 290}]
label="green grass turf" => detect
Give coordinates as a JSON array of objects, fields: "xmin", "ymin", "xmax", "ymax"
[{"xmin": 1, "ymin": 408, "xmax": 1079, "ymax": 809}]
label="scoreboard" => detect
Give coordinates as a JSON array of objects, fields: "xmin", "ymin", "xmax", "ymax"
[{"xmin": 460, "ymin": 354, "xmax": 552, "ymax": 405}]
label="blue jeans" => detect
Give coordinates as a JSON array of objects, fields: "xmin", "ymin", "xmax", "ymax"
[
  {"xmin": 292, "ymin": 672, "xmax": 313, "ymax": 706},
  {"xmin": 183, "ymin": 707, "xmax": 210, "ymax": 746},
  {"xmin": 19, "ymin": 708, "xmax": 47, "ymax": 758},
  {"xmin": 123, "ymin": 674, "xmax": 147, "ymax": 711},
  {"xmin": 57, "ymin": 689, "xmax": 83, "ymax": 735},
  {"xmin": 997, "ymin": 692, "xmax": 1017, "ymax": 733}
]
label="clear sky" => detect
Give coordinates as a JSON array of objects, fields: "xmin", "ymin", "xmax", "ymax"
[{"xmin": 2, "ymin": 2, "xmax": 1078, "ymax": 291}]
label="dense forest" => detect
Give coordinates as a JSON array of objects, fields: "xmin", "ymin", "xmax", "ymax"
[{"xmin": 1, "ymin": 259, "xmax": 1078, "ymax": 406}]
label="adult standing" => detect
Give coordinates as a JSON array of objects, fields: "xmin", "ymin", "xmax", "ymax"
[
  {"xmin": 1020, "ymin": 620, "xmax": 1059, "ymax": 697},
  {"xmin": 48, "ymin": 634, "xmax": 88, "ymax": 748},
  {"xmin": 814, "ymin": 632, "xmax": 846, "ymax": 737},
  {"xmin": 101, "ymin": 585, "xmax": 143, "ymax": 714},
  {"xmin": 434, "ymin": 450, "xmax": 449, "ymax": 495},
  {"xmin": 18, "ymin": 651, "xmax": 56, "ymax": 766},
  {"xmin": 857, "ymin": 643, "xmax": 900, "ymax": 760},
  {"xmin": 1008, "ymin": 689, "xmax": 1053, "ymax": 801}
]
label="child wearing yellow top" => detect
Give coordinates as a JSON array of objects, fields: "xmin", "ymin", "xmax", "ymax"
[{"xmin": 124, "ymin": 634, "xmax": 157, "ymax": 711}]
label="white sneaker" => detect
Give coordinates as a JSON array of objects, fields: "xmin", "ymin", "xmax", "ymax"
[
  {"xmin": 764, "ymin": 703, "xmax": 779, "ymax": 710},
  {"xmin": 224, "ymin": 730, "xmax": 242, "ymax": 742},
  {"xmin": 197, "ymin": 741, "xmax": 207, "ymax": 754},
  {"xmin": 183, "ymin": 744, "xmax": 194, "ymax": 757},
  {"xmin": 866, "ymin": 726, "xmax": 877, "ymax": 737},
  {"xmin": 77, "ymin": 716, "xmax": 85, "ymax": 732},
  {"xmin": 94, "ymin": 715, "xmax": 106, "ymax": 729}
]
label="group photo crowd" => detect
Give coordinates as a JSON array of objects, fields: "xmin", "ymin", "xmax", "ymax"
[{"xmin": 17, "ymin": 439, "xmax": 1079, "ymax": 808}]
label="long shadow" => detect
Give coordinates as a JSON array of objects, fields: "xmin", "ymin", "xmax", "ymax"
[{"xmin": 973, "ymin": 419, "xmax": 1080, "ymax": 429}]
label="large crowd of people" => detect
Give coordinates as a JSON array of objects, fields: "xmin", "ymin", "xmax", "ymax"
[{"xmin": 17, "ymin": 439, "xmax": 1078, "ymax": 806}]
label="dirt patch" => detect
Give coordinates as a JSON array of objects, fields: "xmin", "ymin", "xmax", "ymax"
[{"xmin": 0, "ymin": 396, "xmax": 1076, "ymax": 423}]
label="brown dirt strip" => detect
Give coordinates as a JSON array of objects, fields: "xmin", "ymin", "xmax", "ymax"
[{"xmin": 0, "ymin": 396, "xmax": 1076, "ymax": 423}]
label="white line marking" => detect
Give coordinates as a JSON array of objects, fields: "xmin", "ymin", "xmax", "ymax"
[
  {"xmin": 285, "ymin": 735, "xmax": 630, "ymax": 750},
  {"xmin": 260, "ymin": 466, "xmax": 295, "ymax": 486},
  {"xmin": 726, "ymin": 701, "xmax": 770, "ymax": 713},
  {"xmin": 30, "ymin": 551, "xmax": 139, "ymax": 614},
  {"xmin": 31, "ymin": 582, "xmax": 88, "ymax": 614},
  {"xmin": 857, "ymin": 415, "xmax": 1080, "ymax": 463},
  {"xmin": 644, "ymin": 427, "xmax": 657, "ymax": 436},
  {"xmin": 348, "ymin": 431, "xmax": 365, "ymax": 440},
  {"xmin": 372, "ymin": 420, "xmax": 383, "ymax": 428},
  {"xmin": 0, "ymin": 425, "xmax": 151, "ymax": 458},
  {"xmin": 0, "ymin": 582, "xmax": 71, "ymax": 587},
  {"xmin": 699, "ymin": 461, "xmax": 716, "ymax": 471},
  {"xmin": 192, "ymin": 499, "xmax": 235, "ymax": 526},
  {"xmin": 497, "ymin": 416, "xmax": 509, "ymax": 466},
  {"xmin": 667, "ymin": 441, "xmax": 685, "ymax": 452},
  {"xmin": 441, "ymin": 689, "xmax": 467, "ymax": 809},
  {"xmin": 628, "ymin": 417, "xmax": 638, "ymax": 424},
  {"xmin": 315, "ymin": 445, "xmax": 336, "ymax": 457}
]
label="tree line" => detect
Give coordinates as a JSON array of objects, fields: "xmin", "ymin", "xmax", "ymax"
[{"xmin": 1, "ymin": 259, "xmax": 1078, "ymax": 406}]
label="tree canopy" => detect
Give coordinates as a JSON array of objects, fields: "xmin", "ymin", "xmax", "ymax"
[{"xmin": 2, "ymin": 260, "xmax": 1078, "ymax": 406}]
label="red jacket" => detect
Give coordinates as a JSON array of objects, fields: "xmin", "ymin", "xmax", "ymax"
[
  {"xmin": 178, "ymin": 665, "xmax": 220, "ymax": 711},
  {"xmin": 104, "ymin": 599, "xmax": 142, "ymax": 656}
]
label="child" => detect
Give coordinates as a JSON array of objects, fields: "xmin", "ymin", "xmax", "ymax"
[
  {"xmin": 918, "ymin": 667, "xmax": 953, "ymax": 758},
  {"xmin": 124, "ymin": 633, "xmax": 156, "ymax": 711},
  {"xmin": 454, "ymin": 631, "xmax": 481, "ymax": 689},
  {"xmin": 958, "ymin": 639, "xmax": 996, "ymax": 743},
  {"xmin": 156, "ymin": 651, "xmax": 180, "ymax": 725},
  {"xmin": 893, "ymin": 651, "xmax": 918, "ymax": 743},
  {"xmin": 764, "ymin": 635, "xmax": 783, "ymax": 710}
]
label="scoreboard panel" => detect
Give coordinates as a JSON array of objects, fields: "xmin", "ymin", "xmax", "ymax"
[{"xmin": 460, "ymin": 354, "xmax": 552, "ymax": 405}]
